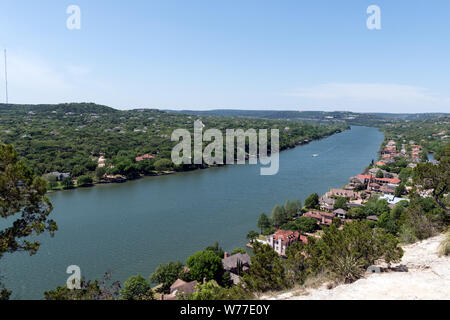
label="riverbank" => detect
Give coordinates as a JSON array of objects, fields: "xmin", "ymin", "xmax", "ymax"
[{"xmin": 45, "ymin": 128, "xmax": 347, "ymax": 194}]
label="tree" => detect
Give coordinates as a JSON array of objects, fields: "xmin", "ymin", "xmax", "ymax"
[
  {"xmin": 231, "ymin": 248, "xmax": 247, "ymax": 255},
  {"xmin": 284, "ymin": 200, "xmax": 301, "ymax": 219},
  {"xmin": 154, "ymin": 159, "xmax": 173, "ymax": 172},
  {"xmin": 306, "ymin": 221, "xmax": 403, "ymax": 283},
  {"xmin": 246, "ymin": 230, "xmax": 259, "ymax": 243},
  {"xmin": 120, "ymin": 275, "xmax": 153, "ymax": 300},
  {"xmin": 394, "ymin": 183, "xmax": 406, "ymax": 197},
  {"xmin": 257, "ymin": 213, "xmax": 271, "ymax": 234},
  {"xmin": 270, "ymin": 205, "xmax": 287, "ymax": 228},
  {"xmin": 186, "ymin": 250, "xmax": 225, "ymax": 284},
  {"xmin": 61, "ymin": 176, "xmax": 74, "ymax": 189},
  {"xmin": 334, "ymin": 197, "xmax": 348, "ymax": 210},
  {"xmin": 304, "ymin": 193, "xmax": 319, "ymax": 209},
  {"xmin": 413, "ymin": 146, "xmax": 450, "ymax": 212},
  {"xmin": 95, "ymin": 167, "xmax": 107, "ymax": 180},
  {"xmin": 295, "ymin": 217, "xmax": 318, "ymax": 233},
  {"xmin": 77, "ymin": 175, "xmax": 93, "ymax": 187},
  {"xmin": 150, "ymin": 261, "xmax": 185, "ymax": 294},
  {"xmin": 44, "ymin": 272, "xmax": 121, "ymax": 300},
  {"xmin": 0, "ymin": 145, "xmax": 57, "ymax": 296},
  {"xmin": 205, "ymin": 241, "xmax": 225, "ymax": 259},
  {"xmin": 242, "ymin": 242, "xmax": 288, "ymax": 292},
  {"xmin": 376, "ymin": 170, "xmax": 384, "ymax": 178}
]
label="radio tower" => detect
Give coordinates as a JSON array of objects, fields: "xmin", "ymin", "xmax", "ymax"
[{"xmin": 4, "ymin": 49, "xmax": 8, "ymax": 104}]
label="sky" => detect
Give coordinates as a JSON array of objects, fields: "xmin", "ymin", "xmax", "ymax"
[{"xmin": 0, "ymin": 0, "xmax": 449, "ymax": 113}]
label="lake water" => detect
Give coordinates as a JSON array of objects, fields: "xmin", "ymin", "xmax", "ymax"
[{"xmin": 1, "ymin": 126, "xmax": 384, "ymax": 299}]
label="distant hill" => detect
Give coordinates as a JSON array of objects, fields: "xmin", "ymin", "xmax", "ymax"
[{"xmin": 169, "ymin": 109, "xmax": 450, "ymax": 126}]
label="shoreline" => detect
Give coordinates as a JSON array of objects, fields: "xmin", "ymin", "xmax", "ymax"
[{"xmin": 46, "ymin": 127, "xmax": 348, "ymax": 194}]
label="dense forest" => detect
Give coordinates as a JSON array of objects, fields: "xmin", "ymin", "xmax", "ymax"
[{"xmin": 0, "ymin": 103, "xmax": 347, "ymax": 187}]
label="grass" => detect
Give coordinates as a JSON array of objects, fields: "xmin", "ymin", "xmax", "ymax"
[{"xmin": 439, "ymin": 228, "xmax": 450, "ymax": 257}]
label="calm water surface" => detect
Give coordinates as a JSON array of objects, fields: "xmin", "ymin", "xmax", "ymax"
[{"xmin": 1, "ymin": 126, "xmax": 384, "ymax": 299}]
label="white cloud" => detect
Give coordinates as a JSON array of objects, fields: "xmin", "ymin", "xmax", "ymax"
[
  {"xmin": 66, "ymin": 65, "xmax": 91, "ymax": 76},
  {"xmin": 285, "ymin": 83, "xmax": 450, "ymax": 113},
  {"xmin": 0, "ymin": 51, "xmax": 106, "ymax": 105}
]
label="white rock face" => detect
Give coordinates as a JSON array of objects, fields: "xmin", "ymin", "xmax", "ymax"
[{"xmin": 265, "ymin": 234, "xmax": 450, "ymax": 300}]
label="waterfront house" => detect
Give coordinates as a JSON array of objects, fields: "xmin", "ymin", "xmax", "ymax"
[
  {"xmin": 160, "ymin": 279, "xmax": 199, "ymax": 300},
  {"xmin": 333, "ymin": 208, "xmax": 347, "ymax": 219},
  {"xmin": 319, "ymin": 195, "xmax": 336, "ymax": 211},
  {"xmin": 46, "ymin": 172, "xmax": 70, "ymax": 181},
  {"xmin": 304, "ymin": 211, "xmax": 335, "ymax": 226},
  {"xmin": 135, "ymin": 154, "xmax": 155, "ymax": 162},
  {"xmin": 222, "ymin": 253, "xmax": 251, "ymax": 284},
  {"xmin": 329, "ymin": 188, "xmax": 361, "ymax": 200},
  {"xmin": 267, "ymin": 230, "xmax": 307, "ymax": 256}
]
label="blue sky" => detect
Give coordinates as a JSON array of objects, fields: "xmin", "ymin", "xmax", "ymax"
[{"xmin": 0, "ymin": 0, "xmax": 449, "ymax": 112}]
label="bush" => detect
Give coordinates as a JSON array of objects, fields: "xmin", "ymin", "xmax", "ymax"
[
  {"xmin": 154, "ymin": 159, "xmax": 173, "ymax": 172},
  {"xmin": 77, "ymin": 175, "xmax": 93, "ymax": 187},
  {"xmin": 120, "ymin": 275, "xmax": 153, "ymax": 300}
]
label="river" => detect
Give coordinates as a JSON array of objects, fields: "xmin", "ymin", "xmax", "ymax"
[{"xmin": 1, "ymin": 126, "xmax": 384, "ymax": 299}]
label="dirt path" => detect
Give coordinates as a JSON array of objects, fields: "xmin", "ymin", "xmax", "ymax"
[{"xmin": 266, "ymin": 234, "xmax": 450, "ymax": 300}]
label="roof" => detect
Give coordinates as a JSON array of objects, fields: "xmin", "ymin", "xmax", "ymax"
[
  {"xmin": 135, "ymin": 154, "xmax": 155, "ymax": 162},
  {"xmin": 333, "ymin": 208, "xmax": 347, "ymax": 215},
  {"xmin": 272, "ymin": 230, "xmax": 301, "ymax": 244},
  {"xmin": 367, "ymin": 216, "xmax": 379, "ymax": 221},
  {"xmin": 170, "ymin": 279, "xmax": 198, "ymax": 295},
  {"xmin": 222, "ymin": 253, "xmax": 251, "ymax": 270}
]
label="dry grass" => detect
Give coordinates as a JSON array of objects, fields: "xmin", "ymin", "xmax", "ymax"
[{"xmin": 439, "ymin": 228, "xmax": 450, "ymax": 257}]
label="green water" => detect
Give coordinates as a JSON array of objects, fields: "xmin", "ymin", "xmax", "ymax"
[{"xmin": 1, "ymin": 126, "xmax": 384, "ymax": 299}]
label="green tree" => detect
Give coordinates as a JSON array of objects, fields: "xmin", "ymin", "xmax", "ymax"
[
  {"xmin": 284, "ymin": 200, "xmax": 301, "ymax": 219},
  {"xmin": 257, "ymin": 213, "xmax": 271, "ymax": 234},
  {"xmin": 77, "ymin": 175, "xmax": 93, "ymax": 187},
  {"xmin": 246, "ymin": 230, "xmax": 259, "ymax": 243},
  {"xmin": 0, "ymin": 144, "xmax": 58, "ymax": 297},
  {"xmin": 242, "ymin": 242, "xmax": 289, "ymax": 292},
  {"xmin": 334, "ymin": 197, "xmax": 348, "ymax": 210},
  {"xmin": 120, "ymin": 275, "xmax": 153, "ymax": 300},
  {"xmin": 231, "ymin": 248, "xmax": 247, "ymax": 255},
  {"xmin": 186, "ymin": 250, "xmax": 225, "ymax": 284},
  {"xmin": 154, "ymin": 159, "xmax": 173, "ymax": 172},
  {"xmin": 150, "ymin": 261, "xmax": 186, "ymax": 294},
  {"xmin": 295, "ymin": 217, "xmax": 318, "ymax": 233},
  {"xmin": 95, "ymin": 167, "xmax": 107, "ymax": 180},
  {"xmin": 304, "ymin": 193, "xmax": 319, "ymax": 209},
  {"xmin": 270, "ymin": 205, "xmax": 287, "ymax": 228},
  {"xmin": 61, "ymin": 176, "xmax": 74, "ymax": 189},
  {"xmin": 205, "ymin": 241, "xmax": 225, "ymax": 259},
  {"xmin": 394, "ymin": 183, "xmax": 406, "ymax": 197},
  {"xmin": 44, "ymin": 280, "xmax": 102, "ymax": 300},
  {"xmin": 376, "ymin": 170, "xmax": 384, "ymax": 178}
]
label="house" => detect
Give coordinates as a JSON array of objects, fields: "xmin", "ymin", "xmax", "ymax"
[
  {"xmin": 304, "ymin": 211, "xmax": 335, "ymax": 226},
  {"xmin": 222, "ymin": 253, "xmax": 251, "ymax": 284},
  {"xmin": 267, "ymin": 230, "xmax": 307, "ymax": 256},
  {"xmin": 329, "ymin": 188, "xmax": 361, "ymax": 200},
  {"xmin": 135, "ymin": 154, "xmax": 155, "ymax": 162},
  {"xmin": 349, "ymin": 176, "xmax": 365, "ymax": 188},
  {"xmin": 379, "ymin": 185, "xmax": 396, "ymax": 195},
  {"xmin": 367, "ymin": 215, "xmax": 379, "ymax": 222},
  {"xmin": 160, "ymin": 279, "xmax": 199, "ymax": 300},
  {"xmin": 46, "ymin": 172, "xmax": 70, "ymax": 181},
  {"xmin": 319, "ymin": 195, "xmax": 336, "ymax": 211},
  {"xmin": 333, "ymin": 208, "xmax": 347, "ymax": 219}
]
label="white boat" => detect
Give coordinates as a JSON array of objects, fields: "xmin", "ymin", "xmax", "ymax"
[{"xmin": 312, "ymin": 154, "xmax": 319, "ymax": 157}]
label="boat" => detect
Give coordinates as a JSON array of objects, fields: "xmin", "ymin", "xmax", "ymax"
[{"xmin": 312, "ymin": 154, "xmax": 319, "ymax": 157}]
